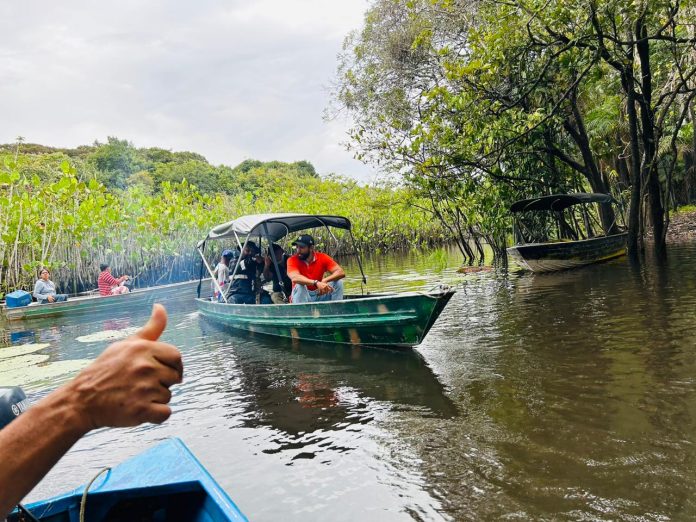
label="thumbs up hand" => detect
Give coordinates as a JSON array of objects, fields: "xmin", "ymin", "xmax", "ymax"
[{"xmin": 65, "ymin": 304, "xmax": 183, "ymax": 431}]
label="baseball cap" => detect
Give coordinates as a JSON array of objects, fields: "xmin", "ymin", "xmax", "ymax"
[{"xmin": 291, "ymin": 234, "xmax": 315, "ymax": 247}]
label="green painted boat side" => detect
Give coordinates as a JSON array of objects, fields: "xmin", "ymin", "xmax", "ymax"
[
  {"xmin": 1, "ymin": 279, "xmax": 205, "ymax": 321},
  {"xmin": 196, "ymin": 288, "xmax": 455, "ymax": 348}
]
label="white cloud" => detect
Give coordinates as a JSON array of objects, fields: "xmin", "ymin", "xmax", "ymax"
[{"xmin": 0, "ymin": 0, "xmax": 374, "ymax": 180}]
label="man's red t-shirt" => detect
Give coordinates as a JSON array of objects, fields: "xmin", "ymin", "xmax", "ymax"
[{"xmin": 286, "ymin": 252, "xmax": 339, "ymax": 291}]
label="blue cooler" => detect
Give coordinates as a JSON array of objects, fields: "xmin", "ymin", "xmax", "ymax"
[{"xmin": 5, "ymin": 290, "xmax": 32, "ymax": 308}]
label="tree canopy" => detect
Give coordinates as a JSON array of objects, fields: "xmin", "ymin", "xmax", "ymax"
[{"xmin": 334, "ymin": 0, "xmax": 696, "ymax": 260}]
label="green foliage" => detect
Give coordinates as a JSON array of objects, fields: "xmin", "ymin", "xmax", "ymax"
[
  {"xmin": 0, "ymin": 141, "xmax": 447, "ymax": 293},
  {"xmin": 334, "ymin": 0, "xmax": 696, "ymax": 259}
]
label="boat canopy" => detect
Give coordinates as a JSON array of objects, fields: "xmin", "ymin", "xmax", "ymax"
[
  {"xmin": 204, "ymin": 213, "xmax": 352, "ymax": 242},
  {"xmin": 510, "ymin": 193, "xmax": 615, "ymax": 213}
]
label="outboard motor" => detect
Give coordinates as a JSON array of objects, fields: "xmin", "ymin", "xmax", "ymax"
[{"xmin": 0, "ymin": 386, "xmax": 29, "ymax": 429}]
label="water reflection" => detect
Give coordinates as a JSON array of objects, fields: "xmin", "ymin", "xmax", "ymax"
[
  {"xmin": 200, "ymin": 321, "xmax": 457, "ymax": 443},
  {"xmin": 7, "ymin": 243, "xmax": 696, "ymax": 520}
]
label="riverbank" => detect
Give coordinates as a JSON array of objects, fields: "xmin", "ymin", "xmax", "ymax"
[{"xmin": 667, "ymin": 207, "xmax": 696, "ymax": 242}]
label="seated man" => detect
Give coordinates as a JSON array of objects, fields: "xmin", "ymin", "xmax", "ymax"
[
  {"xmin": 286, "ymin": 234, "xmax": 345, "ymax": 303},
  {"xmin": 226, "ymin": 241, "xmax": 270, "ymax": 304},
  {"xmin": 263, "ymin": 243, "xmax": 291, "ymax": 304},
  {"xmin": 98, "ymin": 263, "xmax": 130, "ymax": 296},
  {"xmin": 33, "ymin": 268, "xmax": 68, "ymax": 304}
]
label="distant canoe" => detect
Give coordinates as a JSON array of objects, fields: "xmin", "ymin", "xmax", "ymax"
[
  {"xmin": 1, "ymin": 279, "xmax": 205, "ymax": 321},
  {"xmin": 507, "ymin": 232, "xmax": 628, "ymax": 273},
  {"xmin": 508, "ymin": 193, "xmax": 628, "ymax": 273},
  {"xmin": 197, "ymin": 287, "xmax": 455, "ymax": 349},
  {"xmin": 8, "ymin": 437, "xmax": 247, "ymax": 521}
]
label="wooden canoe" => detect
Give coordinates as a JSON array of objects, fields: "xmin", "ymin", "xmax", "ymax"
[
  {"xmin": 1, "ymin": 279, "xmax": 206, "ymax": 321},
  {"xmin": 507, "ymin": 232, "xmax": 628, "ymax": 273}
]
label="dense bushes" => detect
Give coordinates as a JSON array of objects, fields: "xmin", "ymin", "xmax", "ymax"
[{"xmin": 0, "ymin": 140, "xmax": 448, "ymax": 295}]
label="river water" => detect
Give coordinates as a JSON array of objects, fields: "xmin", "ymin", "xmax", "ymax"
[{"xmin": 2, "ymin": 243, "xmax": 696, "ymax": 521}]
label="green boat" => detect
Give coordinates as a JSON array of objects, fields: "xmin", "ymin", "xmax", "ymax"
[
  {"xmin": 2, "ymin": 279, "xmax": 204, "ymax": 321},
  {"xmin": 195, "ymin": 214, "xmax": 454, "ymax": 348},
  {"xmin": 507, "ymin": 193, "xmax": 627, "ymax": 273}
]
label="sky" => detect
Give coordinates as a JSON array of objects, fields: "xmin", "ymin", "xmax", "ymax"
[{"xmin": 0, "ymin": 1, "xmax": 376, "ymax": 180}]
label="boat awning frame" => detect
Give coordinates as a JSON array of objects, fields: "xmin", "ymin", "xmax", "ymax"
[
  {"xmin": 202, "ymin": 213, "xmax": 352, "ymax": 243},
  {"xmin": 510, "ymin": 193, "xmax": 615, "ymax": 213},
  {"xmin": 196, "ymin": 213, "xmax": 367, "ymax": 301}
]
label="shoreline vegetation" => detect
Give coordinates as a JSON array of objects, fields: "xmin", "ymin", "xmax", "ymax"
[{"xmin": 0, "ymin": 138, "xmax": 450, "ymax": 297}]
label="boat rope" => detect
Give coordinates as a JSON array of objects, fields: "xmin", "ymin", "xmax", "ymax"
[{"xmin": 79, "ymin": 466, "xmax": 111, "ymax": 522}]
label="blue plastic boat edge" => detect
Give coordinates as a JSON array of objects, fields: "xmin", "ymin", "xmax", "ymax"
[{"xmin": 13, "ymin": 437, "xmax": 248, "ymax": 521}]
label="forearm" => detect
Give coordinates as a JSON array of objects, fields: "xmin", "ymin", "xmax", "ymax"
[
  {"xmin": 0, "ymin": 385, "xmax": 89, "ymax": 516},
  {"xmin": 291, "ymin": 274, "xmax": 316, "ymax": 286},
  {"xmin": 322, "ymin": 269, "xmax": 345, "ymax": 283}
]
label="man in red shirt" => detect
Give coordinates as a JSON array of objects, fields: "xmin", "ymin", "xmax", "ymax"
[
  {"xmin": 286, "ymin": 234, "xmax": 345, "ymax": 303},
  {"xmin": 98, "ymin": 263, "xmax": 131, "ymax": 296}
]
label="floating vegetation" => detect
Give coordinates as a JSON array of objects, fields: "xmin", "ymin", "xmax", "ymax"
[
  {"xmin": 0, "ymin": 359, "xmax": 90, "ymax": 388},
  {"xmin": 457, "ymin": 266, "xmax": 493, "ymax": 274},
  {"xmin": 0, "ymin": 342, "xmax": 50, "ymax": 359},
  {"xmin": 75, "ymin": 327, "xmax": 139, "ymax": 343},
  {"xmin": 0, "ymin": 354, "xmax": 50, "ymax": 371},
  {"xmin": 0, "ymin": 341, "xmax": 89, "ymax": 388}
]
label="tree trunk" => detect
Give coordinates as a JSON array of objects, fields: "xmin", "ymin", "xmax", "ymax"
[
  {"xmin": 564, "ymin": 97, "xmax": 619, "ymax": 235},
  {"xmin": 622, "ymin": 70, "xmax": 642, "ymax": 259},
  {"xmin": 636, "ymin": 18, "xmax": 665, "ymax": 258}
]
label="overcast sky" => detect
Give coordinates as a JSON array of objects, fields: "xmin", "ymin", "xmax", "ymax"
[{"xmin": 0, "ymin": 1, "xmax": 375, "ymax": 180}]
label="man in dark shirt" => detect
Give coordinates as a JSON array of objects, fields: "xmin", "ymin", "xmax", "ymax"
[
  {"xmin": 226, "ymin": 241, "xmax": 270, "ymax": 304},
  {"xmin": 263, "ymin": 243, "xmax": 291, "ymax": 304}
]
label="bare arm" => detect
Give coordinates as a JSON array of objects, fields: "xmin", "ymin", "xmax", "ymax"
[
  {"xmin": 321, "ymin": 266, "xmax": 345, "ymax": 284},
  {"xmin": 288, "ymin": 269, "xmax": 316, "ymax": 287},
  {"xmin": 0, "ymin": 304, "xmax": 182, "ymax": 517}
]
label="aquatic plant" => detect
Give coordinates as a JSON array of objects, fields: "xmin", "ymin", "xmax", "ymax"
[{"xmin": 0, "ymin": 145, "xmax": 450, "ymax": 295}]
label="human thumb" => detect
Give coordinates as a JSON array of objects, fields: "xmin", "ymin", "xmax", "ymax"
[{"xmin": 136, "ymin": 303, "xmax": 168, "ymax": 341}]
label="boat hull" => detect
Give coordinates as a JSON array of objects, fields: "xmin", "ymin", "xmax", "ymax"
[
  {"xmin": 196, "ymin": 288, "xmax": 455, "ymax": 348},
  {"xmin": 8, "ymin": 438, "xmax": 246, "ymax": 521},
  {"xmin": 1, "ymin": 279, "xmax": 204, "ymax": 321},
  {"xmin": 507, "ymin": 232, "xmax": 628, "ymax": 273}
]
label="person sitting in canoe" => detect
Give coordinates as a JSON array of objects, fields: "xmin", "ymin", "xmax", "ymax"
[
  {"xmin": 263, "ymin": 243, "xmax": 291, "ymax": 304},
  {"xmin": 212, "ymin": 249, "xmax": 234, "ymax": 301},
  {"xmin": 286, "ymin": 234, "xmax": 345, "ymax": 303},
  {"xmin": 98, "ymin": 263, "xmax": 131, "ymax": 296},
  {"xmin": 226, "ymin": 241, "xmax": 271, "ymax": 304},
  {"xmin": 32, "ymin": 268, "xmax": 68, "ymax": 304}
]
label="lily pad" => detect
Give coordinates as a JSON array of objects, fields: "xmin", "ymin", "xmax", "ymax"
[
  {"xmin": 76, "ymin": 327, "xmax": 138, "ymax": 343},
  {"xmin": 0, "ymin": 343, "xmax": 50, "ymax": 359},
  {"xmin": 0, "ymin": 354, "xmax": 50, "ymax": 372},
  {"xmin": 0, "ymin": 359, "xmax": 90, "ymax": 387}
]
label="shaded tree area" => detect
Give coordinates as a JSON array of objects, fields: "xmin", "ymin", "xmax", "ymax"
[{"xmin": 333, "ymin": 0, "xmax": 696, "ymax": 263}]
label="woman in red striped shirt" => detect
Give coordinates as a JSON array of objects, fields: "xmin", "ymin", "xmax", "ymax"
[{"xmin": 98, "ymin": 263, "xmax": 131, "ymax": 296}]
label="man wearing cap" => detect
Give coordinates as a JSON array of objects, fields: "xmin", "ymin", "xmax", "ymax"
[{"xmin": 286, "ymin": 234, "xmax": 345, "ymax": 303}]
